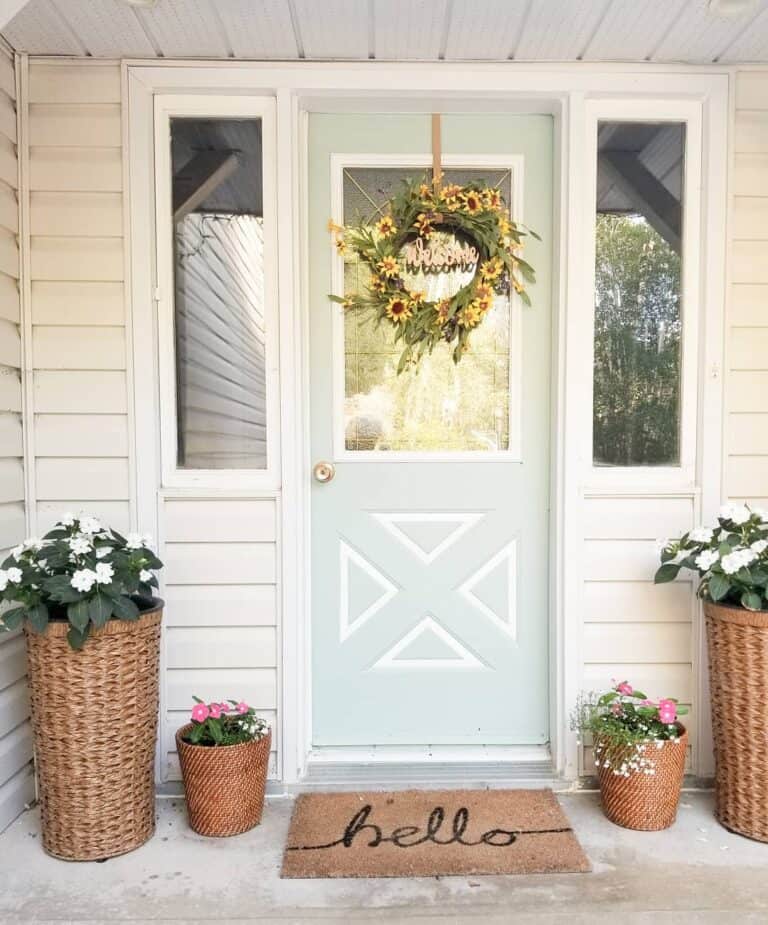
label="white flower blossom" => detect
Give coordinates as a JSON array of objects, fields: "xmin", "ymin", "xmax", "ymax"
[
  {"xmin": 720, "ymin": 503, "xmax": 751, "ymax": 525},
  {"xmin": 10, "ymin": 544, "xmax": 24, "ymax": 561},
  {"xmin": 141, "ymin": 534, "xmax": 153, "ymax": 550},
  {"xmin": 695, "ymin": 549, "xmax": 720, "ymax": 571},
  {"xmin": 58, "ymin": 512, "xmax": 75, "ymax": 527},
  {"xmin": 126, "ymin": 533, "xmax": 143, "ymax": 550},
  {"xmin": 78, "ymin": 516, "xmax": 101, "ymax": 535},
  {"xmin": 0, "ymin": 570, "xmax": 9, "ymax": 591},
  {"xmin": 94, "ymin": 562, "xmax": 114, "ymax": 585},
  {"xmin": 71, "ymin": 569, "xmax": 97, "ymax": 593},
  {"xmin": 751, "ymin": 539, "xmax": 768, "ymax": 555},
  {"xmin": 721, "ymin": 547, "xmax": 757, "ymax": 575},
  {"xmin": 6, "ymin": 567, "xmax": 22, "ymax": 584},
  {"xmin": 68, "ymin": 536, "xmax": 92, "ymax": 556},
  {"xmin": 139, "ymin": 569, "xmax": 153, "ymax": 583},
  {"xmin": 95, "ymin": 547, "xmax": 113, "ymax": 559},
  {"xmin": 690, "ymin": 527, "xmax": 714, "ymax": 543}
]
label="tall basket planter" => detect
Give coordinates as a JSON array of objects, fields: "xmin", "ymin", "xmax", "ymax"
[
  {"xmin": 24, "ymin": 601, "xmax": 163, "ymax": 861},
  {"xmin": 176, "ymin": 724, "xmax": 271, "ymax": 837},
  {"xmin": 705, "ymin": 600, "xmax": 768, "ymax": 842},
  {"xmin": 596, "ymin": 726, "xmax": 688, "ymax": 831}
]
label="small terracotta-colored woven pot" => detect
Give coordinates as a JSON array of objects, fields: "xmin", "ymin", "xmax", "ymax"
[
  {"xmin": 596, "ymin": 726, "xmax": 688, "ymax": 831},
  {"xmin": 705, "ymin": 600, "xmax": 768, "ymax": 842},
  {"xmin": 24, "ymin": 601, "xmax": 163, "ymax": 861},
  {"xmin": 176, "ymin": 725, "xmax": 271, "ymax": 837}
]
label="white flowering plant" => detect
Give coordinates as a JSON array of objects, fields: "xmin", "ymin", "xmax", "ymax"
[
  {"xmin": 655, "ymin": 503, "xmax": 768, "ymax": 612},
  {"xmin": 0, "ymin": 514, "xmax": 163, "ymax": 649},
  {"xmin": 572, "ymin": 682, "xmax": 687, "ymax": 778}
]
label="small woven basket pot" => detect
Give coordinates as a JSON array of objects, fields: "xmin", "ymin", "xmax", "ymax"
[
  {"xmin": 596, "ymin": 726, "xmax": 688, "ymax": 831},
  {"xmin": 24, "ymin": 601, "xmax": 163, "ymax": 861},
  {"xmin": 176, "ymin": 725, "xmax": 272, "ymax": 837},
  {"xmin": 705, "ymin": 600, "xmax": 768, "ymax": 842}
]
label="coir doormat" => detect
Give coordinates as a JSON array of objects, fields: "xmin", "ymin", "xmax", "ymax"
[{"xmin": 281, "ymin": 788, "xmax": 590, "ymax": 879}]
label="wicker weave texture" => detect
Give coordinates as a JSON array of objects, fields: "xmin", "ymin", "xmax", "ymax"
[
  {"xmin": 705, "ymin": 601, "xmax": 768, "ymax": 842},
  {"xmin": 24, "ymin": 604, "xmax": 163, "ymax": 861},
  {"xmin": 596, "ymin": 728, "xmax": 687, "ymax": 831},
  {"xmin": 176, "ymin": 725, "xmax": 271, "ymax": 837}
]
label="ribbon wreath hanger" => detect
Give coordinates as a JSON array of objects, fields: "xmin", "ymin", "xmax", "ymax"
[{"xmin": 432, "ymin": 113, "xmax": 443, "ymax": 192}]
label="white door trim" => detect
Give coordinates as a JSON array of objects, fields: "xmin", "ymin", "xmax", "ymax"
[{"xmin": 124, "ymin": 61, "xmax": 729, "ymax": 785}]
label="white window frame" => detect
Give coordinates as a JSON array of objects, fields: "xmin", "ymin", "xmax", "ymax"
[
  {"xmin": 153, "ymin": 94, "xmax": 281, "ymax": 490},
  {"xmin": 330, "ymin": 152, "xmax": 525, "ymax": 463},
  {"xmin": 581, "ymin": 98, "xmax": 702, "ymax": 490}
]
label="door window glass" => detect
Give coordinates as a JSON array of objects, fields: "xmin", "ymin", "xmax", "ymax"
[
  {"xmin": 342, "ymin": 167, "xmax": 514, "ymax": 453},
  {"xmin": 593, "ymin": 121, "xmax": 684, "ymax": 467}
]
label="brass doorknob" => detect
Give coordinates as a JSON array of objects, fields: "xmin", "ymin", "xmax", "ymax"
[{"xmin": 313, "ymin": 461, "xmax": 336, "ymax": 483}]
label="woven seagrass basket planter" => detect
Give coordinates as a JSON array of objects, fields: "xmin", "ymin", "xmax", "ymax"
[
  {"xmin": 596, "ymin": 726, "xmax": 688, "ymax": 831},
  {"xmin": 24, "ymin": 601, "xmax": 163, "ymax": 861},
  {"xmin": 705, "ymin": 600, "xmax": 768, "ymax": 842},
  {"xmin": 176, "ymin": 725, "xmax": 272, "ymax": 837}
]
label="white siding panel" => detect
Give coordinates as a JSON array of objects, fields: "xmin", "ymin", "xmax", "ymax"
[
  {"xmin": 0, "ymin": 503, "xmax": 24, "ymax": 550},
  {"xmin": 0, "ymin": 458, "xmax": 23, "ymax": 504},
  {"xmin": 30, "ymin": 148, "xmax": 122, "ymax": 193},
  {"xmin": 583, "ymin": 581, "xmax": 693, "ymax": 624},
  {"xmin": 32, "ymin": 280, "xmax": 124, "ymax": 326},
  {"xmin": 31, "ymin": 192, "xmax": 122, "ymax": 238},
  {"xmin": 583, "ymin": 539, "xmax": 691, "ymax": 583},
  {"xmin": 584, "ymin": 623, "xmax": 692, "ymax": 664},
  {"xmin": 34, "ymin": 370, "xmax": 127, "ymax": 413},
  {"xmin": 726, "ymin": 457, "xmax": 768, "ymax": 499},
  {"xmin": 583, "ymin": 496, "xmax": 693, "ymax": 541},
  {"xmin": 733, "ymin": 154, "xmax": 768, "ymax": 197},
  {"xmin": 731, "ymin": 285, "xmax": 768, "ymax": 327},
  {"xmin": 33, "ymin": 325, "xmax": 125, "ymax": 370},
  {"xmin": 0, "ymin": 317, "xmax": 19, "ymax": 368},
  {"xmin": 0, "ymin": 91, "xmax": 16, "ymax": 144},
  {"xmin": 730, "ymin": 327, "xmax": 768, "ymax": 369},
  {"xmin": 163, "ymin": 542, "xmax": 276, "ymax": 585},
  {"xmin": 0, "ymin": 370, "xmax": 21, "ymax": 413},
  {"xmin": 35, "ymin": 414, "xmax": 129, "ymax": 457},
  {"xmin": 35, "ymin": 457, "xmax": 130, "ymax": 501},
  {"xmin": 163, "ymin": 584, "xmax": 277, "ymax": 627},
  {"xmin": 29, "ymin": 103, "xmax": 121, "ymax": 147},
  {"xmin": 28, "ymin": 65, "xmax": 121, "ymax": 104},
  {"xmin": 0, "ymin": 273, "xmax": 19, "ymax": 324},
  {"xmin": 734, "ymin": 111, "xmax": 768, "ymax": 154},
  {"xmin": 0, "ymin": 412, "xmax": 22, "ymax": 457},
  {"xmin": 733, "ymin": 197, "xmax": 768, "ymax": 241},
  {"xmin": 0, "ymin": 231, "xmax": 19, "ymax": 281},
  {"xmin": 582, "ymin": 664, "xmax": 694, "ymax": 703},
  {"xmin": 166, "ymin": 668, "xmax": 277, "ymax": 711},
  {"xmin": 164, "ymin": 498, "xmax": 277, "ymax": 543},
  {"xmin": 36, "ymin": 501, "xmax": 131, "ymax": 536},
  {"xmin": 729, "ymin": 413, "xmax": 768, "ymax": 455},
  {"xmin": 0, "ymin": 185, "xmax": 18, "ymax": 235},
  {"xmin": 30, "ymin": 237, "xmax": 123, "ymax": 282},
  {"xmin": 736, "ymin": 71, "xmax": 768, "ymax": 110},
  {"xmin": 728, "ymin": 371, "xmax": 768, "ymax": 413},
  {"xmin": 166, "ymin": 627, "xmax": 277, "ymax": 669}
]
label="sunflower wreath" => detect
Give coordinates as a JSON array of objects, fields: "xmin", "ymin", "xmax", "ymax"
[{"xmin": 329, "ymin": 177, "xmax": 538, "ymax": 373}]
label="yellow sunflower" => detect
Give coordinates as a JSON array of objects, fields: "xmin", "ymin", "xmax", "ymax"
[
  {"xmin": 335, "ymin": 237, "xmax": 347, "ymax": 255},
  {"xmin": 327, "ymin": 219, "xmax": 344, "ymax": 234},
  {"xmin": 341, "ymin": 295, "xmax": 356, "ymax": 310},
  {"xmin": 414, "ymin": 212, "xmax": 435, "ymax": 238},
  {"xmin": 483, "ymin": 188, "xmax": 503, "ymax": 211},
  {"xmin": 480, "ymin": 256, "xmax": 504, "ymax": 282},
  {"xmin": 377, "ymin": 256, "xmax": 400, "ymax": 279},
  {"xmin": 376, "ymin": 215, "xmax": 396, "ymax": 238},
  {"xmin": 461, "ymin": 191, "xmax": 483, "ymax": 214},
  {"xmin": 498, "ymin": 216, "xmax": 512, "ymax": 237},
  {"xmin": 418, "ymin": 183, "xmax": 433, "ymax": 200},
  {"xmin": 369, "ymin": 274, "xmax": 386, "ymax": 293},
  {"xmin": 475, "ymin": 283, "xmax": 494, "ymax": 312},
  {"xmin": 435, "ymin": 299, "xmax": 451, "ymax": 326},
  {"xmin": 385, "ymin": 296, "xmax": 413, "ymax": 324},
  {"xmin": 459, "ymin": 300, "xmax": 484, "ymax": 328}
]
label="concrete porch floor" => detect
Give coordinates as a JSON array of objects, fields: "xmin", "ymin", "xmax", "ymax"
[{"xmin": 1, "ymin": 791, "xmax": 767, "ymax": 924}]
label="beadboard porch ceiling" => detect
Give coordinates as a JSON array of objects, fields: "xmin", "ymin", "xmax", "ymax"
[{"xmin": 2, "ymin": 0, "xmax": 768, "ymax": 64}]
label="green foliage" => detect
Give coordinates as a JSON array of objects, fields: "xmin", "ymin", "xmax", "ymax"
[
  {"xmin": 593, "ymin": 214, "xmax": 681, "ymax": 466},
  {"xmin": 654, "ymin": 505, "xmax": 768, "ymax": 612},
  {"xmin": 330, "ymin": 176, "xmax": 538, "ymax": 373},
  {"xmin": 182, "ymin": 699, "xmax": 269, "ymax": 748},
  {"xmin": 0, "ymin": 515, "xmax": 163, "ymax": 649},
  {"xmin": 572, "ymin": 683, "xmax": 687, "ymax": 776}
]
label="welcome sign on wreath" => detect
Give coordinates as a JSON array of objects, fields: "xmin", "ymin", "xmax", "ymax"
[{"xmin": 329, "ymin": 121, "xmax": 539, "ymax": 374}]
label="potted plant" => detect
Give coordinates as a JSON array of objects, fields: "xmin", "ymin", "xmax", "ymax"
[
  {"xmin": 0, "ymin": 514, "xmax": 163, "ymax": 860},
  {"xmin": 655, "ymin": 503, "xmax": 768, "ymax": 841},
  {"xmin": 573, "ymin": 682, "xmax": 688, "ymax": 830},
  {"xmin": 176, "ymin": 698, "xmax": 271, "ymax": 837}
]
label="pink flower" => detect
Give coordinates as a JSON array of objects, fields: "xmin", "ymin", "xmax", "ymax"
[
  {"xmin": 219, "ymin": 703, "xmax": 230, "ymax": 713},
  {"xmin": 208, "ymin": 703, "xmax": 222, "ymax": 719},
  {"xmin": 639, "ymin": 699, "xmax": 655, "ymax": 707},
  {"xmin": 658, "ymin": 699, "xmax": 677, "ymax": 724},
  {"xmin": 236, "ymin": 701, "xmax": 249, "ymax": 714},
  {"xmin": 191, "ymin": 703, "xmax": 209, "ymax": 723},
  {"xmin": 616, "ymin": 681, "xmax": 633, "ymax": 696}
]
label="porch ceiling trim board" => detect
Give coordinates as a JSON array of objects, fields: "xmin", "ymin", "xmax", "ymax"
[{"xmin": 5, "ymin": 0, "xmax": 768, "ymax": 64}]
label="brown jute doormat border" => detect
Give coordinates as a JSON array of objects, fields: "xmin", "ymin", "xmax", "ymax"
[{"xmin": 281, "ymin": 788, "xmax": 590, "ymax": 879}]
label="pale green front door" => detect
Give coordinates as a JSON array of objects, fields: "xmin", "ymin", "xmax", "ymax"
[{"xmin": 309, "ymin": 113, "xmax": 553, "ymax": 747}]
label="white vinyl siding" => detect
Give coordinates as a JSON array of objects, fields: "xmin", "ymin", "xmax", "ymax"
[
  {"xmin": 24, "ymin": 62, "xmax": 282, "ymax": 784},
  {"xmin": 161, "ymin": 498, "xmax": 279, "ymax": 781},
  {"xmin": 0, "ymin": 47, "xmax": 33, "ymax": 833},
  {"xmin": 26, "ymin": 63, "xmax": 130, "ymax": 536},
  {"xmin": 728, "ymin": 72, "xmax": 768, "ymax": 509}
]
